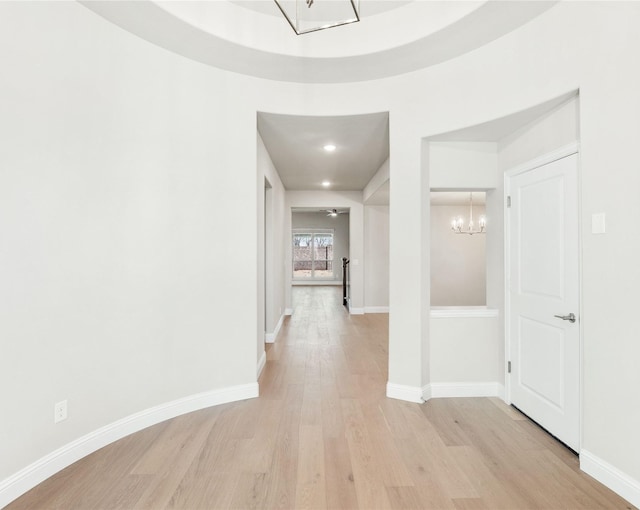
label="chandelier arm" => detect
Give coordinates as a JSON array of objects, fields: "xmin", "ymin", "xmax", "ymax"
[{"xmin": 450, "ymin": 192, "xmax": 486, "ymax": 235}]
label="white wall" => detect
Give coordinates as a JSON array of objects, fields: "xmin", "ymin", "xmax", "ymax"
[
  {"xmin": 363, "ymin": 158, "xmax": 390, "ymax": 203},
  {"xmin": 0, "ymin": 1, "xmax": 259, "ymax": 495},
  {"xmin": 291, "ymin": 211, "xmax": 349, "ymax": 282},
  {"xmin": 430, "ymin": 204, "xmax": 486, "ymax": 306},
  {"xmin": 423, "ymin": 143, "xmax": 497, "ymax": 405},
  {"xmin": 499, "ymin": 98, "xmax": 580, "ymax": 171},
  {"xmin": 430, "ymin": 142, "xmax": 499, "ymax": 190},
  {"xmin": 2, "ymin": 2, "xmax": 640, "ymax": 506},
  {"xmin": 364, "ymin": 205, "xmax": 390, "ymax": 311},
  {"xmin": 257, "ymin": 134, "xmax": 286, "ymax": 354},
  {"xmin": 430, "ymin": 316, "xmax": 499, "ymax": 385}
]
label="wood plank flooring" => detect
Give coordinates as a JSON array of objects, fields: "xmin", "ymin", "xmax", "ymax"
[{"xmin": 7, "ymin": 286, "xmax": 635, "ymax": 509}]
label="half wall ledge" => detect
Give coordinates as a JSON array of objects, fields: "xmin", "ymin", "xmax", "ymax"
[{"xmin": 431, "ymin": 306, "xmax": 499, "ymax": 318}]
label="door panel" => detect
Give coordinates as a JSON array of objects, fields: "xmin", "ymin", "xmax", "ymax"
[
  {"xmin": 518, "ymin": 176, "xmax": 565, "ymax": 299},
  {"xmin": 508, "ymin": 153, "xmax": 580, "ymax": 451},
  {"xmin": 519, "ymin": 316, "xmax": 564, "ymax": 409}
]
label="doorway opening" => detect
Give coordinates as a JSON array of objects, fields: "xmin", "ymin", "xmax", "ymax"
[{"xmin": 291, "ymin": 208, "xmax": 350, "ymax": 286}]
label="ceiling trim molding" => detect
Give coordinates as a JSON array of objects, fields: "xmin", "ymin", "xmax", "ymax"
[{"xmin": 80, "ymin": 1, "xmax": 558, "ymax": 83}]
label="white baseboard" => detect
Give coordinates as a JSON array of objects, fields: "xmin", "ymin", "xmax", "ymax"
[
  {"xmin": 580, "ymin": 450, "xmax": 640, "ymax": 508},
  {"xmin": 349, "ymin": 307, "xmax": 364, "ymax": 315},
  {"xmin": 387, "ymin": 382, "xmax": 502, "ymax": 404},
  {"xmin": 424, "ymin": 382, "xmax": 502, "ymax": 399},
  {"xmin": 265, "ymin": 313, "xmax": 285, "ymax": 344},
  {"xmin": 364, "ymin": 306, "xmax": 389, "ymax": 314},
  {"xmin": 284, "ymin": 308, "xmax": 293, "ymax": 316},
  {"xmin": 257, "ymin": 350, "xmax": 267, "ymax": 378},
  {"xmin": 0, "ymin": 383, "xmax": 259, "ymax": 509},
  {"xmin": 386, "ymin": 382, "xmax": 425, "ymax": 403}
]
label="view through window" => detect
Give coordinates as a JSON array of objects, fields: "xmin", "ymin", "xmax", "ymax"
[{"xmin": 293, "ymin": 230, "xmax": 334, "ymax": 279}]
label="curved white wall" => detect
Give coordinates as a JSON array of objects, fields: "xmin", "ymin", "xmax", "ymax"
[{"xmin": 1, "ymin": 1, "xmax": 640, "ymax": 506}]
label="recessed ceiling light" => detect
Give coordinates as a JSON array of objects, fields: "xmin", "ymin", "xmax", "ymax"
[
  {"xmin": 323, "ymin": 144, "xmax": 336, "ymax": 152},
  {"xmin": 322, "ymin": 180, "xmax": 331, "ymax": 187}
]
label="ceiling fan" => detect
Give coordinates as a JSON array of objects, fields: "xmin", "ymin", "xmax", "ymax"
[{"xmin": 323, "ymin": 208, "xmax": 348, "ymax": 217}]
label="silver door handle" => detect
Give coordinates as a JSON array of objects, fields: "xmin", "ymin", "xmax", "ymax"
[{"xmin": 554, "ymin": 313, "xmax": 576, "ymax": 323}]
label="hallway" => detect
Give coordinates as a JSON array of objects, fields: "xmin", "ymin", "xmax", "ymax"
[{"xmin": 8, "ymin": 287, "xmax": 633, "ymax": 509}]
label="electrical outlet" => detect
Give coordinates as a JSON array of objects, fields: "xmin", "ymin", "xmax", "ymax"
[{"xmin": 54, "ymin": 400, "xmax": 68, "ymax": 423}]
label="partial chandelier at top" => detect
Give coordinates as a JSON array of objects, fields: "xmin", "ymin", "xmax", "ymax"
[
  {"xmin": 274, "ymin": 0, "xmax": 360, "ymax": 35},
  {"xmin": 451, "ymin": 192, "xmax": 487, "ymax": 235}
]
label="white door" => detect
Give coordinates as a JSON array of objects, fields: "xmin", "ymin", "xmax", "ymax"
[{"xmin": 507, "ymin": 152, "xmax": 580, "ymax": 451}]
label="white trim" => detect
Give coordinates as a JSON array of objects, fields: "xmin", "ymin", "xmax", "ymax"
[
  {"xmin": 430, "ymin": 306, "xmax": 499, "ymax": 318},
  {"xmin": 386, "ymin": 382, "xmax": 425, "ymax": 403},
  {"xmin": 284, "ymin": 308, "xmax": 293, "ymax": 316},
  {"xmin": 291, "ymin": 280, "xmax": 341, "ymax": 286},
  {"xmin": 0, "ymin": 383, "xmax": 258, "ymax": 509},
  {"xmin": 257, "ymin": 350, "xmax": 267, "ymax": 378},
  {"xmin": 504, "ymin": 145, "xmax": 582, "ymax": 446},
  {"xmin": 364, "ymin": 306, "xmax": 389, "ymax": 314},
  {"xmin": 504, "ymin": 142, "xmax": 579, "ymax": 178},
  {"xmin": 427, "ymin": 382, "xmax": 502, "ymax": 399},
  {"xmin": 349, "ymin": 307, "xmax": 364, "ymax": 315},
  {"xmin": 292, "ymin": 227, "xmax": 334, "ymax": 234},
  {"xmin": 504, "ymin": 166, "xmax": 512, "ymax": 404},
  {"xmin": 265, "ymin": 313, "xmax": 285, "ymax": 344},
  {"xmin": 580, "ymin": 450, "xmax": 640, "ymax": 508}
]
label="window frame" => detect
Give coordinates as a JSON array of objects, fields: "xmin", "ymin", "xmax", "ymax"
[{"xmin": 292, "ymin": 228, "xmax": 335, "ymax": 280}]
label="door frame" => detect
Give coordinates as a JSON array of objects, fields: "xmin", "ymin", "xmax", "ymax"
[{"xmin": 503, "ymin": 141, "xmax": 583, "ymax": 449}]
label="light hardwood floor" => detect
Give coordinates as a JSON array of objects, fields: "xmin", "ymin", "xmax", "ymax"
[{"xmin": 8, "ymin": 286, "xmax": 635, "ymax": 509}]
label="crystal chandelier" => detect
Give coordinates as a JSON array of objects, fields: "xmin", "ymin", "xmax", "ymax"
[
  {"xmin": 274, "ymin": 0, "xmax": 360, "ymax": 35},
  {"xmin": 451, "ymin": 192, "xmax": 486, "ymax": 235}
]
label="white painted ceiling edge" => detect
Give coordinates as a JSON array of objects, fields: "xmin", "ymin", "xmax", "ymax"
[
  {"xmin": 80, "ymin": 0, "xmax": 557, "ymax": 83},
  {"xmin": 158, "ymin": 1, "xmax": 478, "ymax": 58}
]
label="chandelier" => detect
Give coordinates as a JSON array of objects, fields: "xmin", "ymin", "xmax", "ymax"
[
  {"xmin": 274, "ymin": 0, "xmax": 360, "ymax": 35},
  {"xmin": 451, "ymin": 192, "xmax": 486, "ymax": 235}
]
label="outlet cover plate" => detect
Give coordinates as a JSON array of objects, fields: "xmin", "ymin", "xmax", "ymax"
[{"xmin": 54, "ymin": 400, "xmax": 68, "ymax": 423}]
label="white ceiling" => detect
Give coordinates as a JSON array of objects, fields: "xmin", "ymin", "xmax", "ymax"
[
  {"xmin": 258, "ymin": 112, "xmax": 389, "ymax": 191},
  {"xmin": 229, "ymin": 0, "xmax": 413, "ymax": 20},
  {"xmin": 427, "ymin": 91, "xmax": 576, "ymax": 142},
  {"xmin": 81, "ymin": 1, "xmax": 557, "ymax": 83}
]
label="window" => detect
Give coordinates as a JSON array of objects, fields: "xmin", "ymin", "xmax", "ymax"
[{"xmin": 293, "ymin": 230, "xmax": 334, "ymax": 279}]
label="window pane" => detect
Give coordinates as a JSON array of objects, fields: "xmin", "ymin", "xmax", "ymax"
[
  {"xmin": 312, "ymin": 260, "xmax": 333, "ymax": 278},
  {"xmin": 293, "ymin": 233, "xmax": 313, "ymax": 279}
]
